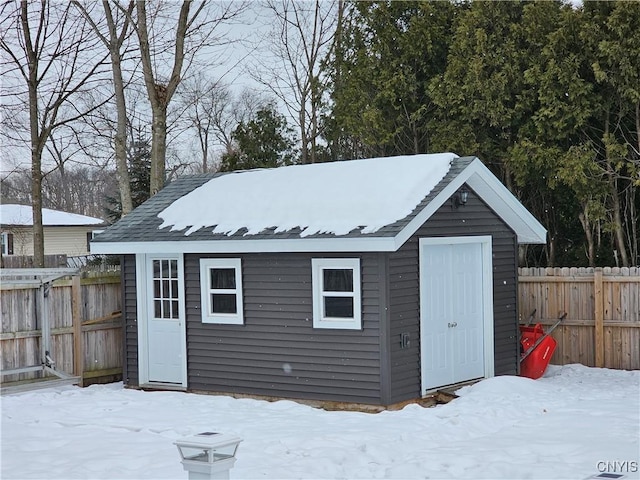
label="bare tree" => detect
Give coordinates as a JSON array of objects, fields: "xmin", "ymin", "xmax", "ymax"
[
  {"xmin": 178, "ymin": 74, "xmax": 270, "ymax": 172},
  {"xmin": 1, "ymin": 0, "xmax": 109, "ymax": 266},
  {"xmin": 128, "ymin": 0, "xmax": 247, "ymax": 196},
  {"xmin": 45, "ymin": 127, "xmax": 86, "ymax": 212},
  {"xmin": 177, "ymin": 73, "xmax": 225, "ymax": 172},
  {"xmin": 254, "ymin": 0, "xmax": 338, "ymax": 164},
  {"xmin": 73, "ymin": 0, "xmax": 136, "ymax": 215}
]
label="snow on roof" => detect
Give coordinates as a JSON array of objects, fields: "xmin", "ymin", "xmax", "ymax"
[
  {"xmin": 0, "ymin": 204, "xmax": 105, "ymax": 226},
  {"xmin": 159, "ymin": 153, "xmax": 456, "ymax": 237}
]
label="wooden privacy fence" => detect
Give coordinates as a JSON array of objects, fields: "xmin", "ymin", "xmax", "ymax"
[
  {"xmin": 1, "ymin": 271, "xmax": 123, "ymax": 386},
  {"xmin": 1, "ymin": 254, "xmax": 67, "ymax": 268},
  {"xmin": 518, "ymin": 267, "xmax": 640, "ymax": 370},
  {"xmin": 2, "ymin": 267, "xmax": 636, "ymax": 391}
]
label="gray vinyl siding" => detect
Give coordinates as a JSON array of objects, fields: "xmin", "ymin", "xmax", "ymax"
[
  {"xmin": 122, "ymin": 254, "xmax": 138, "ymax": 386},
  {"xmin": 122, "ymin": 186, "xmax": 519, "ymax": 404},
  {"xmin": 491, "ymin": 232, "xmax": 519, "ymax": 377},
  {"xmin": 184, "ymin": 253, "xmax": 384, "ymax": 404},
  {"xmin": 387, "ymin": 186, "xmax": 518, "ymax": 404},
  {"xmin": 388, "ymin": 247, "xmax": 421, "ymax": 403}
]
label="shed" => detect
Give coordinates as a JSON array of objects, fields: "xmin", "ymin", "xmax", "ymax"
[{"xmin": 91, "ymin": 153, "xmax": 546, "ymax": 406}]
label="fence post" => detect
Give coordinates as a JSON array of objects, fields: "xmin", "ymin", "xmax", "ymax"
[
  {"xmin": 594, "ymin": 268, "xmax": 604, "ymax": 367},
  {"xmin": 72, "ymin": 274, "xmax": 84, "ymax": 385},
  {"xmin": 39, "ymin": 283, "xmax": 50, "ymax": 366}
]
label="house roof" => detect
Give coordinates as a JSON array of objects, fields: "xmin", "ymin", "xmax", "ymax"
[
  {"xmin": 91, "ymin": 154, "xmax": 547, "ymax": 254},
  {"xmin": 0, "ymin": 204, "xmax": 106, "ymax": 227}
]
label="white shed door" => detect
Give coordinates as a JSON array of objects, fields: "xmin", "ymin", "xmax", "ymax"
[
  {"xmin": 146, "ymin": 257, "xmax": 185, "ymax": 384},
  {"xmin": 420, "ymin": 240, "xmax": 486, "ymax": 392}
]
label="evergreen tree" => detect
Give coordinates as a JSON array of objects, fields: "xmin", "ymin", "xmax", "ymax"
[
  {"xmin": 128, "ymin": 134, "xmax": 152, "ymax": 208},
  {"xmin": 105, "ymin": 130, "xmax": 151, "ymax": 222},
  {"xmin": 219, "ymin": 106, "xmax": 297, "ymax": 172},
  {"xmin": 326, "ymin": 1, "xmax": 456, "ymax": 159}
]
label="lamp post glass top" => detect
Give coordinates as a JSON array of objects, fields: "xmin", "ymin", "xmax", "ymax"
[{"xmin": 175, "ymin": 432, "xmax": 242, "ymax": 464}]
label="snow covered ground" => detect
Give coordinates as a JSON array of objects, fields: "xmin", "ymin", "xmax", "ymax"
[{"xmin": 1, "ymin": 364, "xmax": 638, "ymax": 480}]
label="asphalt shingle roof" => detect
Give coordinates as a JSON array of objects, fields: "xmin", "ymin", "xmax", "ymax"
[{"xmin": 93, "ymin": 156, "xmax": 475, "ymax": 245}]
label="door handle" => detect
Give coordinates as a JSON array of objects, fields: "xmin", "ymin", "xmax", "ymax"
[{"xmin": 448, "ymin": 322, "xmax": 458, "ymax": 328}]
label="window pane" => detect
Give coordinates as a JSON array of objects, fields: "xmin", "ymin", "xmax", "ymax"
[
  {"xmin": 162, "ymin": 280, "xmax": 170, "ymax": 298},
  {"xmin": 170, "ymin": 260, "xmax": 178, "ymax": 278},
  {"xmin": 162, "ymin": 260, "xmax": 169, "ymax": 277},
  {"xmin": 154, "ymin": 300, "xmax": 162, "ymax": 318},
  {"xmin": 171, "ymin": 280, "xmax": 178, "ymax": 298},
  {"xmin": 210, "ymin": 268, "xmax": 236, "ymax": 289},
  {"xmin": 171, "ymin": 300, "xmax": 179, "ymax": 319},
  {"xmin": 154, "ymin": 279, "xmax": 161, "ymax": 298},
  {"xmin": 212, "ymin": 293, "xmax": 237, "ymax": 314},
  {"xmin": 323, "ymin": 269, "xmax": 353, "ymax": 292},
  {"xmin": 153, "ymin": 260, "xmax": 161, "ymax": 278},
  {"xmin": 324, "ymin": 296, "xmax": 354, "ymax": 318}
]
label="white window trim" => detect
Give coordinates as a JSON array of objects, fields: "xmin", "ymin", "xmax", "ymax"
[
  {"xmin": 1, "ymin": 232, "xmax": 8, "ymax": 255},
  {"xmin": 311, "ymin": 258, "xmax": 361, "ymax": 330},
  {"xmin": 200, "ymin": 258, "xmax": 244, "ymax": 325}
]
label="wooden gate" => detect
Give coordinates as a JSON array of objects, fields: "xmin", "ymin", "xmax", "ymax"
[{"xmin": 1, "ymin": 271, "xmax": 123, "ymax": 388}]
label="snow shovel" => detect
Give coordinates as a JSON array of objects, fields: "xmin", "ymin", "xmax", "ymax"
[
  {"xmin": 523, "ymin": 308, "xmax": 537, "ymax": 327},
  {"xmin": 519, "ymin": 312, "xmax": 567, "ymax": 379}
]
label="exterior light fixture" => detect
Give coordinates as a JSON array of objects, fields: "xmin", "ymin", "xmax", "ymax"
[
  {"xmin": 460, "ymin": 188, "xmax": 469, "ymax": 205},
  {"xmin": 453, "ymin": 187, "xmax": 469, "ymax": 209}
]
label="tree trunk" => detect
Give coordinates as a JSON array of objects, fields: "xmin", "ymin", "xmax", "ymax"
[
  {"xmin": 200, "ymin": 126, "xmax": 209, "ymax": 172},
  {"xmin": 22, "ymin": 1, "xmax": 45, "ymax": 268},
  {"xmin": 150, "ymin": 103, "xmax": 168, "ymax": 195},
  {"xmin": 546, "ymin": 234, "xmax": 556, "ymax": 268},
  {"xmin": 31, "ymin": 149, "xmax": 45, "ymax": 268},
  {"xmin": 578, "ymin": 203, "xmax": 595, "ymax": 267},
  {"xmin": 76, "ymin": 0, "xmax": 134, "ymax": 216},
  {"xmin": 107, "ymin": 0, "xmax": 134, "ymax": 215},
  {"xmin": 112, "ymin": 51, "xmax": 133, "ymax": 214},
  {"xmin": 135, "ymin": 0, "xmax": 192, "ymax": 196},
  {"xmin": 299, "ymin": 107, "xmax": 308, "ymax": 164},
  {"xmin": 610, "ymin": 179, "xmax": 629, "ymax": 267},
  {"xmin": 632, "ymin": 101, "xmax": 640, "ymax": 265},
  {"xmin": 310, "ymin": 84, "xmax": 318, "ymax": 164},
  {"xmin": 626, "ymin": 184, "xmax": 638, "ymax": 265}
]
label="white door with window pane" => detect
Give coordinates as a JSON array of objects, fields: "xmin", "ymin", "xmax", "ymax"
[{"xmin": 145, "ymin": 255, "xmax": 186, "ymax": 384}]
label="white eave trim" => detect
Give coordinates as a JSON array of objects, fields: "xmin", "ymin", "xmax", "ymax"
[
  {"xmin": 91, "ymin": 158, "xmax": 546, "ymax": 255},
  {"xmin": 91, "ymin": 236, "xmax": 399, "ymax": 254},
  {"xmin": 389, "ymin": 158, "xmax": 546, "ymax": 248},
  {"xmin": 464, "ymin": 159, "xmax": 547, "ymax": 244}
]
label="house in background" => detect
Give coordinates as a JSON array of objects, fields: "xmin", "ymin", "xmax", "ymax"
[
  {"xmin": 0, "ymin": 204, "xmax": 106, "ymax": 258},
  {"xmin": 92, "ymin": 153, "xmax": 547, "ymax": 406}
]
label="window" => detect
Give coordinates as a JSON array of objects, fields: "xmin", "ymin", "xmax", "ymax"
[
  {"xmin": 200, "ymin": 258, "xmax": 243, "ymax": 324},
  {"xmin": 312, "ymin": 258, "xmax": 361, "ymax": 329},
  {"xmin": 87, "ymin": 230, "xmax": 103, "ymax": 252},
  {"xmin": 152, "ymin": 259, "xmax": 179, "ymax": 319},
  {"xmin": 1, "ymin": 232, "xmax": 13, "ymax": 255}
]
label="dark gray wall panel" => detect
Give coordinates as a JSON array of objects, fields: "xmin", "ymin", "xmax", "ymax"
[
  {"xmin": 122, "ymin": 254, "xmax": 138, "ymax": 386},
  {"xmin": 184, "ymin": 253, "xmax": 383, "ymax": 404},
  {"xmin": 387, "ymin": 187, "xmax": 518, "ymax": 403},
  {"xmin": 122, "ymin": 185, "xmax": 518, "ymax": 405}
]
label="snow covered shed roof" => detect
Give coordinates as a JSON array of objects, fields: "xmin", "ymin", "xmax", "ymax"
[
  {"xmin": 91, "ymin": 154, "xmax": 546, "ymax": 254},
  {"xmin": 0, "ymin": 204, "xmax": 106, "ymax": 227}
]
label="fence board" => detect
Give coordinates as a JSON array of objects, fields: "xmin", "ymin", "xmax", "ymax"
[
  {"xmin": 1, "ymin": 272, "xmax": 123, "ymax": 385},
  {"xmin": 519, "ymin": 267, "xmax": 640, "ymax": 370}
]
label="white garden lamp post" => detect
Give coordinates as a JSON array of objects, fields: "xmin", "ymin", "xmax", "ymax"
[{"xmin": 175, "ymin": 432, "xmax": 242, "ymax": 480}]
